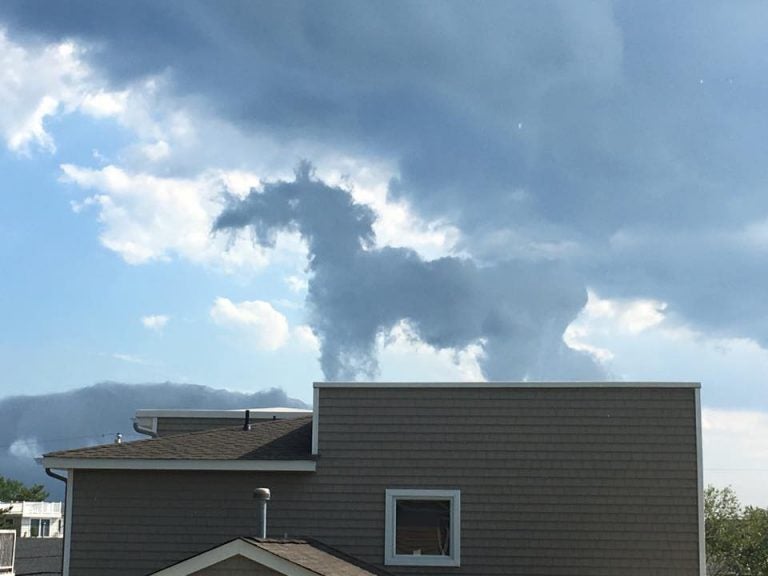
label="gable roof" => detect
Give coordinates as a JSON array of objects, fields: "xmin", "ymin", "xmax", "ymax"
[
  {"xmin": 42, "ymin": 417, "xmax": 315, "ymax": 471},
  {"xmin": 151, "ymin": 537, "xmax": 395, "ymax": 576}
]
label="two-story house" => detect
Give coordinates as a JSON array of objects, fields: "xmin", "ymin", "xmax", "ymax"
[
  {"xmin": 42, "ymin": 382, "xmax": 705, "ymax": 576},
  {"xmin": 0, "ymin": 502, "xmax": 63, "ymax": 539}
]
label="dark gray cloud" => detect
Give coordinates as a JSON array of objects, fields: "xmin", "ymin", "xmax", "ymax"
[
  {"xmin": 2, "ymin": 2, "xmax": 768, "ymax": 361},
  {"xmin": 215, "ymin": 164, "xmax": 599, "ymax": 380},
  {"xmin": 0, "ymin": 382, "xmax": 305, "ymax": 499}
]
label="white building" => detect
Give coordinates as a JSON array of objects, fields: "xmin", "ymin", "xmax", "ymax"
[{"xmin": 0, "ymin": 502, "xmax": 63, "ymax": 538}]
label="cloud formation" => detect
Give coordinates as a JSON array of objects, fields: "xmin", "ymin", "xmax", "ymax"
[
  {"xmin": 3, "ymin": 2, "xmax": 768, "ymax": 390},
  {"xmin": 214, "ymin": 164, "xmax": 598, "ymax": 380},
  {"xmin": 210, "ymin": 297, "xmax": 290, "ymax": 351},
  {"xmin": 61, "ymin": 163, "xmax": 286, "ymax": 269},
  {"xmin": 141, "ymin": 314, "xmax": 169, "ymax": 331}
]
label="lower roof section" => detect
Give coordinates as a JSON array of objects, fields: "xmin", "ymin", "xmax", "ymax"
[
  {"xmin": 150, "ymin": 537, "xmax": 395, "ymax": 576},
  {"xmin": 42, "ymin": 417, "xmax": 314, "ymax": 471}
]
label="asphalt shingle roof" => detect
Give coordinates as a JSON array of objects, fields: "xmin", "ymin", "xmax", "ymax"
[
  {"xmin": 44, "ymin": 417, "xmax": 313, "ymax": 461},
  {"xmin": 244, "ymin": 538, "xmax": 396, "ymax": 576},
  {"xmin": 152, "ymin": 537, "xmax": 395, "ymax": 576}
]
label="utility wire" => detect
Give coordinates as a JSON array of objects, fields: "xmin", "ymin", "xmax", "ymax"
[{"xmin": 0, "ymin": 431, "xmax": 144, "ymax": 450}]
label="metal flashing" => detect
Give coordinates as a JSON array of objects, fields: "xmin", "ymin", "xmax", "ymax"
[{"xmin": 314, "ymin": 381, "xmax": 701, "ymax": 389}]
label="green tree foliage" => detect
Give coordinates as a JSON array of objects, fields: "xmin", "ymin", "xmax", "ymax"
[
  {"xmin": 706, "ymin": 485, "xmax": 768, "ymax": 575},
  {"xmin": 0, "ymin": 475, "xmax": 49, "ymax": 503}
]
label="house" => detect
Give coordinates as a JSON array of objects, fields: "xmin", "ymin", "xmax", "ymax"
[
  {"xmin": 42, "ymin": 382, "xmax": 705, "ymax": 576},
  {"xmin": 0, "ymin": 502, "xmax": 63, "ymax": 539}
]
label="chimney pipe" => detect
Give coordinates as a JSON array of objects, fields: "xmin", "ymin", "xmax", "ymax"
[
  {"xmin": 253, "ymin": 487, "xmax": 271, "ymax": 538},
  {"xmin": 243, "ymin": 409, "xmax": 251, "ymax": 431}
]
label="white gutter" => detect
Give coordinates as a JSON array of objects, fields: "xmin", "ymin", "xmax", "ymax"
[{"xmin": 41, "ymin": 457, "xmax": 316, "ymax": 472}]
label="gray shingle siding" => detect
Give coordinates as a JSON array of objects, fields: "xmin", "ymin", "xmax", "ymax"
[{"xmin": 67, "ymin": 386, "xmax": 699, "ymax": 576}]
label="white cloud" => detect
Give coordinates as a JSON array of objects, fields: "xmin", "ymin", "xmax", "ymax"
[
  {"xmin": 376, "ymin": 320, "xmax": 485, "ymax": 381},
  {"xmin": 564, "ymin": 290, "xmax": 669, "ymax": 363},
  {"xmin": 292, "ymin": 324, "xmax": 320, "ymax": 352},
  {"xmin": 319, "ymin": 161, "xmax": 461, "ymax": 260},
  {"xmin": 8, "ymin": 437, "xmax": 42, "ymax": 459},
  {"xmin": 563, "ymin": 322, "xmax": 614, "ymax": 362},
  {"xmin": 112, "ymin": 352, "xmax": 148, "ymax": 365},
  {"xmin": 210, "ymin": 297, "xmax": 290, "ymax": 351},
  {"xmin": 0, "ymin": 32, "xmax": 79, "ymax": 153},
  {"xmin": 285, "ymin": 274, "xmax": 309, "ymax": 294},
  {"xmin": 61, "ymin": 163, "xmax": 303, "ymax": 270},
  {"xmin": 0, "ymin": 31, "xmax": 132, "ymax": 155},
  {"xmin": 703, "ymin": 408, "xmax": 768, "ymax": 507},
  {"xmin": 141, "ymin": 314, "xmax": 169, "ymax": 331},
  {"xmin": 8, "ymin": 95, "xmax": 59, "ymax": 153},
  {"xmin": 80, "ymin": 89, "xmax": 128, "ymax": 118}
]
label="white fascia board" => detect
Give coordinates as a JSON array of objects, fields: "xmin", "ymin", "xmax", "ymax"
[
  {"xmin": 695, "ymin": 388, "xmax": 706, "ymax": 576},
  {"xmin": 311, "ymin": 386, "xmax": 319, "ymax": 456},
  {"xmin": 314, "ymin": 381, "xmax": 701, "ymax": 389},
  {"xmin": 41, "ymin": 458, "xmax": 316, "ymax": 472},
  {"xmin": 135, "ymin": 408, "xmax": 311, "ymax": 419},
  {"xmin": 384, "ymin": 488, "xmax": 461, "ymax": 567},
  {"xmin": 63, "ymin": 469, "xmax": 73, "ymax": 576},
  {"xmin": 151, "ymin": 539, "xmax": 319, "ymax": 576}
]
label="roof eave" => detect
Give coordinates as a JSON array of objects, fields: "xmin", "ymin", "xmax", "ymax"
[
  {"xmin": 314, "ymin": 380, "xmax": 701, "ymax": 389},
  {"xmin": 41, "ymin": 457, "xmax": 316, "ymax": 472}
]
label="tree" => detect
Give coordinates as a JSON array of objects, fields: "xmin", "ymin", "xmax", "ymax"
[
  {"xmin": 0, "ymin": 475, "xmax": 48, "ymax": 503},
  {"xmin": 705, "ymin": 485, "xmax": 768, "ymax": 575}
]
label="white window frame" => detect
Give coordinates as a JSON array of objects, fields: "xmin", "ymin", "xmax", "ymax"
[{"xmin": 384, "ymin": 488, "xmax": 460, "ymax": 567}]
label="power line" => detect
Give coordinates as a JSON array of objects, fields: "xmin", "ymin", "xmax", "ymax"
[{"xmin": 0, "ymin": 431, "xmax": 144, "ymax": 451}]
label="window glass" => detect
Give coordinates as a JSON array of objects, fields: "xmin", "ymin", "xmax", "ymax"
[
  {"xmin": 41, "ymin": 519, "xmax": 50, "ymax": 537},
  {"xmin": 385, "ymin": 489, "xmax": 460, "ymax": 567},
  {"xmin": 395, "ymin": 499, "xmax": 451, "ymax": 556},
  {"xmin": 30, "ymin": 519, "xmax": 39, "ymax": 537}
]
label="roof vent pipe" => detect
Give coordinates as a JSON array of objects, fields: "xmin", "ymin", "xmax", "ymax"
[
  {"xmin": 253, "ymin": 487, "xmax": 271, "ymax": 539},
  {"xmin": 243, "ymin": 410, "xmax": 251, "ymax": 431}
]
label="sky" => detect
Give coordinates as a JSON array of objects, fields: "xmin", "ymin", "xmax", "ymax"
[{"xmin": 0, "ymin": 1, "xmax": 766, "ymax": 505}]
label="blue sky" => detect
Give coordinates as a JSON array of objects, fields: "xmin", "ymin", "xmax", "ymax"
[{"xmin": 0, "ymin": 1, "xmax": 767, "ymax": 505}]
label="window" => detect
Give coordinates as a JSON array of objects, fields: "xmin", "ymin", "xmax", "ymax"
[
  {"xmin": 384, "ymin": 489, "xmax": 460, "ymax": 567},
  {"xmin": 29, "ymin": 519, "xmax": 50, "ymax": 538}
]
